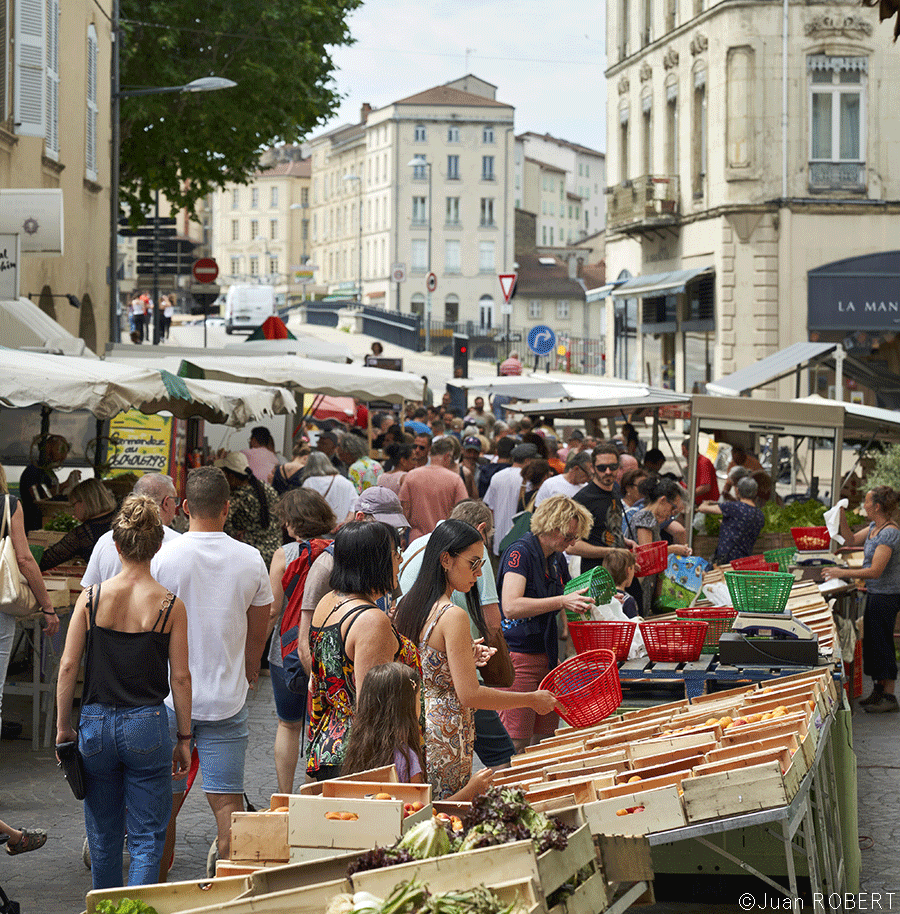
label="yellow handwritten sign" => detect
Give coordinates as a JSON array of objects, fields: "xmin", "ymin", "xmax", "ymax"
[{"xmin": 108, "ymin": 410, "xmax": 173, "ymax": 476}]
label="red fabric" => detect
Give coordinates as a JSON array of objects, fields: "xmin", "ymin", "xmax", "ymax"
[
  {"xmin": 259, "ymin": 315, "xmax": 291, "ymax": 339},
  {"xmin": 694, "ymin": 454, "xmax": 719, "ymax": 504}
]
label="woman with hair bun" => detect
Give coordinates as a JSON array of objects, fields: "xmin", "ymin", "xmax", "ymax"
[
  {"xmin": 824, "ymin": 486, "xmax": 900, "ymax": 713},
  {"xmin": 56, "ymin": 494, "xmax": 191, "ymax": 889}
]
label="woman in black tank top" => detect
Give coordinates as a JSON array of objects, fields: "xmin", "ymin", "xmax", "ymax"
[{"xmin": 56, "ymin": 494, "xmax": 191, "ymax": 890}]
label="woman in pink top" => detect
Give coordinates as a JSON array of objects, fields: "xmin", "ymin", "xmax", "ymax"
[{"xmin": 378, "ymin": 444, "xmax": 414, "ymax": 495}]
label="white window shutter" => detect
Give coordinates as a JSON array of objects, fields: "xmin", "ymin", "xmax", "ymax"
[
  {"xmin": 13, "ymin": 0, "xmax": 45, "ymax": 137},
  {"xmin": 85, "ymin": 24, "xmax": 98, "ymax": 179},
  {"xmin": 44, "ymin": 0, "xmax": 59, "ymax": 158}
]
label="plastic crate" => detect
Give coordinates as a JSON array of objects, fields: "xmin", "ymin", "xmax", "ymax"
[
  {"xmin": 563, "ymin": 566, "xmax": 616, "ymax": 621},
  {"xmin": 540, "ymin": 649, "xmax": 622, "ymax": 728},
  {"xmin": 634, "ymin": 541, "xmax": 667, "ymax": 577},
  {"xmin": 675, "ymin": 607, "xmax": 738, "ymax": 652},
  {"xmin": 639, "ymin": 620, "xmax": 708, "ymax": 662},
  {"xmin": 791, "ymin": 526, "xmax": 830, "ymax": 551},
  {"xmin": 568, "ymin": 621, "xmax": 637, "ymax": 661},
  {"xmin": 724, "ymin": 570, "xmax": 795, "ymax": 614},
  {"xmin": 730, "ymin": 554, "xmax": 769, "ymax": 570},
  {"xmin": 763, "ymin": 547, "xmax": 797, "ymax": 573}
]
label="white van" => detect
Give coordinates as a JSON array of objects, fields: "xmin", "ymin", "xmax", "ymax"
[{"xmin": 223, "ymin": 284, "xmax": 275, "ymax": 334}]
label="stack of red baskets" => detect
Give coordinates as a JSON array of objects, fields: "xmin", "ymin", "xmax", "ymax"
[
  {"xmin": 638, "ymin": 620, "xmax": 708, "ymax": 662},
  {"xmin": 675, "ymin": 607, "xmax": 737, "ymax": 652},
  {"xmin": 568, "ymin": 621, "xmax": 636, "ymax": 661},
  {"xmin": 539, "ymin": 649, "xmax": 622, "ymax": 728},
  {"xmin": 730, "ymin": 555, "xmax": 779, "ymax": 572},
  {"xmin": 634, "ymin": 541, "xmax": 667, "ymax": 577}
]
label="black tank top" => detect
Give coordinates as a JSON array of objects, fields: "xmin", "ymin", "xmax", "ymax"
[{"xmin": 82, "ymin": 585, "xmax": 175, "ymax": 707}]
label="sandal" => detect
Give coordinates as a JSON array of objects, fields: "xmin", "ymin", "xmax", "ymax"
[{"xmin": 5, "ymin": 827, "xmax": 47, "ymax": 855}]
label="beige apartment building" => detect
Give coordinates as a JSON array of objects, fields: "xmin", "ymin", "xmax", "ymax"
[
  {"xmin": 210, "ymin": 155, "xmax": 311, "ymax": 304},
  {"xmin": 604, "ymin": 0, "xmax": 900, "ymax": 402},
  {"xmin": 307, "ymin": 76, "xmax": 516, "ymax": 330},
  {"xmin": 1, "ymin": 0, "xmax": 111, "ymax": 351}
]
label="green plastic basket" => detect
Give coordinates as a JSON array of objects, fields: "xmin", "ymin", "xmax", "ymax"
[
  {"xmin": 724, "ymin": 570, "xmax": 795, "ymax": 614},
  {"xmin": 763, "ymin": 547, "xmax": 797, "ymax": 573},
  {"xmin": 564, "ymin": 566, "xmax": 616, "ymax": 621}
]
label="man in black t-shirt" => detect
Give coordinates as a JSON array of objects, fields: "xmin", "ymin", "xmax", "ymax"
[{"xmin": 570, "ymin": 444, "xmax": 633, "ymax": 573}]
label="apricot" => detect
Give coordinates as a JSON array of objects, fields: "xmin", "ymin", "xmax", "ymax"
[
  {"xmin": 705, "ymin": 718, "xmax": 719, "ymax": 726},
  {"xmin": 374, "ymin": 793, "xmax": 394, "ymax": 800},
  {"xmin": 718, "ymin": 716, "xmax": 733, "ymax": 728},
  {"xmin": 615, "ymin": 808, "xmax": 629, "ymax": 816},
  {"xmin": 325, "ymin": 811, "xmax": 340, "ymax": 820},
  {"xmin": 627, "ymin": 775, "xmax": 642, "ymax": 783}
]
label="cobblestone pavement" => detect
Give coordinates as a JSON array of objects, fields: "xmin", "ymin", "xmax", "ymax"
[{"xmin": 2, "ymin": 680, "xmax": 898, "ymax": 913}]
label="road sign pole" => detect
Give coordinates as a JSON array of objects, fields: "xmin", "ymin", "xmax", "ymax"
[{"xmin": 152, "ymin": 190, "xmax": 161, "ymax": 345}]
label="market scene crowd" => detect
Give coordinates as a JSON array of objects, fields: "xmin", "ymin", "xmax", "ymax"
[{"xmin": 2, "ymin": 386, "xmax": 895, "ymax": 893}]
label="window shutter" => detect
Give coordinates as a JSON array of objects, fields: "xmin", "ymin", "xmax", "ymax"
[
  {"xmin": 85, "ymin": 24, "xmax": 98, "ymax": 179},
  {"xmin": 13, "ymin": 0, "xmax": 45, "ymax": 137},
  {"xmin": 44, "ymin": 0, "xmax": 59, "ymax": 158}
]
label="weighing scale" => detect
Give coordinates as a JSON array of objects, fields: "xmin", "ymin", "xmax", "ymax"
[{"xmin": 718, "ymin": 609, "xmax": 819, "ymax": 665}]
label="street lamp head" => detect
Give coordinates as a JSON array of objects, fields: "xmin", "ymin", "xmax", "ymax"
[
  {"xmin": 183, "ymin": 77, "xmax": 237, "ymax": 93},
  {"xmin": 407, "ymin": 155, "xmax": 428, "ymax": 168},
  {"xmin": 342, "ymin": 173, "xmax": 361, "ymax": 182}
]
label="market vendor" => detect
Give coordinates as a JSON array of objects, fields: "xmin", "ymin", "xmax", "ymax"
[
  {"xmin": 19, "ymin": 434, "xmax": 82, "ymax": 533},
  {"xmin": 697, "ymin": 476, "xmax": 765, "ymax": 565},
  {"xmin": 822, "ymin": 486, "xmax": 900, "ymax": 714},
  {"xmin": 39, "ymin": 479, "xmax": 117, "ymax": 572}
]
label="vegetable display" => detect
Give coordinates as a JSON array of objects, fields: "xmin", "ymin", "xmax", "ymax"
[
  {"xmin": 94, "ymin": 900, "xmax": 159, "ymax": 914},
  {"xmin": 326, "ymin": 881, "xmax": 516, "ymax": 914},
  {"xmin": 44, "ymin": 512, "xmax": 79, "ymax": 532}
]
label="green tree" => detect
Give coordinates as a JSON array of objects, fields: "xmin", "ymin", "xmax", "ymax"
[{"xmin": 119, "ymin": 0, "xmax": 361, "ymax": 217}]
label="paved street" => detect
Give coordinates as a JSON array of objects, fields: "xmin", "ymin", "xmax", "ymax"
[{"xmin": 2, "ymin": 676, "xmax": 899, "ymax": 913}]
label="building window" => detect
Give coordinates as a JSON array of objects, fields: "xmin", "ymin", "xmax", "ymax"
[
  {"xmin": 809, "ymin": 56, "xmax": 866, "ymax": 189},
  {"xmin": 269, "ymin": 256, "xmax": 279, "ymax": 277},
  {"xmin": 411, "ymin": 238, "xmax": 428, "ymax": 272},
  {"xmin": 642, "ymin": 0, "xmax": 652, "ymax": 46},
  {"xmin": 270, "ymin": 218, "xmax": 278, "ymax": 240},
  {"xmin": 667, "ymin": 0, "xmax": 678, "ymax": 30},
  {"xmin": 85, "ymin": 24, "xmax": 98, "ymax": 179},
  {"xmin": 480, "ymin": 197, "xmax": 495, "ymax": 227},
  {"xmin": 410, "ymin": 293, "xmax": 425, "ymax": 317},
  {"xmin": 529, "ymin": 299, "xmax": 542, "ymax": 319},
  {"xmin": 231, "ymin": 219, "xmax": 239, "ymax": 242},
  {"xmin": 445, "ymin": 239, "xmax": 461, "ymax": 273},
  {"xmin": 411, "ymin": 161, "xmax": 426, "ymax": 180},
  {"xmin": 414, "ymin": 123, "xmax": 427, "ymax": 142},
  {"xmin": 412, "ymin": 196, "xmax": 428, "ymax": 225},
  {"xmin": 312, "ymin": 214, "xmax": 317, "ymax": 240},
  {"xmin": 479, "ymin": 295, "xmax": 494, "ymax": 329},
  {"xmin": 445, "ymin": 295, "xmax": 459, "ymax": 324},
  {"xmin": 302, "ymin": 220, "xmax": 308, "ymax": 241},
  {"xmin": 250, "ymin": 219, "xmax": 259, "ymax": 239},
  {"xmin": 251, "ymin": 187, "xmax": 259, "ymax": 208},
  {"xmin": 45, "ymin": 0, "xmax": 60, "ymax": 159},
  {"xmin": 447, "ymin": 155, "xmax": 460, "ymax": 180},
  {"xmin": 483, "ymin": 125, "xmax": 494, "ymax": 143},
  {"xmin": 232, "ymin": 188, "xmax": 239, "ymax": 209},
  {"xmin": 692, "ymin": 74, "xmax": 707, "ymax": 197},
  {"xmin": 479, "ymin": 241, "xmax": 495, "ymax": 272},
  {"xmin": 642, "ymin": 103, "xmax": 652, "ymax": 175},
  {"xmin": 301, "ymin": 187, "xmax": 309, "ymax": 207},
  {"xmin": 557, "ymin": 300, "xmax": 570, "ymax": 320},
  {"xmin": 270, "ymin": 186, "xmax": 278, "ymax": 208},
  {"xmin": 447, "ymin": 126, "xmax": 460, "ymax": 143},
  {"xmin": 666, "ymin": 91, "xmax": 678, "ymax": 176},
  {"xmin": 619, "ymin": 0, "xmax": 629, "ymax": 59},
  {"xmin": 549, "ymin": 227, "xmax": 554, "ymax": 245},
  {"xmin": 542, "ymin": 225, "xmax": 547, "ymax": 244},
  {"xmin": 446, "ymin": 196, "xmax": 460, "ymax": 225},
  {"xmin": 482, "ymin": 156, "xmax": 495, "ymax": 180},
  {"xmin": 249, "ymin": 256, "xmax": 259, "ymax": 276},
  {"xmin": 230, "ymin": 256, "xmax": 241, "ymax": 277}
]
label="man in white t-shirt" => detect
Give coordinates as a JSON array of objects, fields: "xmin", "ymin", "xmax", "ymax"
[
  {"xmin": 532, "ymin": 451, "xmax": 593, "ymax": 508},
  {"xmin": 80, "ymin": 473, "xmax": 182, "ymax": 588},
  {"xmin": 484, "ymin": 443, "xmax": 537, "ymax": 555},
  {"xmin": 152, "ymin": 466, "xmax": 273, "ymax": 877}
]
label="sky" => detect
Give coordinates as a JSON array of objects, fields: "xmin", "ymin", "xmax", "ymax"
[{"xmin": 316, "ymin": 0, "xmax": 608, "ymax": 154}]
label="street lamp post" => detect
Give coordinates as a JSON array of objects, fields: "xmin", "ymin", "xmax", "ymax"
[
  {"xmin": 342, "ymin": 174, "xmax": 363, "ymax": 305},
  {"xmin": 407, "ymin": 155, "xmax": 432, "ymax": 352},
  {"xmin": 252, "ymin": 236, "xmax": 273, "ymax": 284},
  {"xmin": 109, "ymin": 1, "xmax": 236, "ymax": 344}
]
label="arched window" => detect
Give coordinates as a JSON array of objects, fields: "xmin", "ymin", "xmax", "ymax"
[{"xmin": 479, "ymin": 295, "xmax": 494, "ymax": 329}]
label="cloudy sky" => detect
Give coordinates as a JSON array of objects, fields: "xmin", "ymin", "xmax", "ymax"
[{"xmin": 317, "ymin": 0, "xmax": 608, "ymax": 153}]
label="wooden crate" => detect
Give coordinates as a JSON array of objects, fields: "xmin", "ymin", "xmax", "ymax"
[
  {"xmin": 596, "ymin": 770, "xmax": 692, "ymax": 801},
  {"xmin": 627, "ymin": 731, "xmax": 717, "ymax": 763},
  {"xmin": 287, "ymin": 793, "xmax": 431, "ymax": 850},
  {"xmin": 175, "ymin": 877, "xmax": 351, "ymax": 914},
  {"xmin": 704, "ymin": 733, "xmax": 799, "ymax": 765},
  {"xmin": 615, "ymin": 755, "xmax": 705, "ymax": 785},
  {"xmin": 320, "ymin": 780, "xmax": 431, "ymax": 805},
  {"xmin": 685, "ymin": 683, "xmax": 759, "ymax": 707},
  {"xmin": 296, "ymin": 764, "xmax": 398, "ymax": 796},
  {"xmin": 86, "ymin": 875, "xmax": 252, "ymax": 914},
  {"xmin": 526, "ymin": 777, "xmax": 600, "ymax": 807},
  {"xmin": 546, "ymin": 761, "xmax": 625, "ymax": 782},
  {"xmin": 595, "ymin": 834, "xmax": 653, "ymax": 882},
  {"xmin": 692, "ymin": 746, "xmax": 793, "ymax": 779},
  {"xmin": 243, "ymin": 851, "xmax": 364, "ymax": 895},
  {"xmin": 682, "ymin": 760, "xmax": 794, "ymax": 823},
  {"xmin": 351, "ymin": 840, "xmax": 541, "ymax": 899},
  {"xmin": 548, "ymin": 869, "xmax": 608, "ymax": 914},
  {"xmin": 583, "ymin": 785, "xmax": 686, "ymax": 836},
  {"xmin": 230, "ymin": 811, "xmax": 289, "ymax": 863},
  {"xmin": 537, "ymin": 816, "xmax": 596, "ymax": 897}
]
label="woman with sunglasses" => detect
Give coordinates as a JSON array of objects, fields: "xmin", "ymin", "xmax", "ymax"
[{"xmin": 395, "ymin": 520, "xmax": 559, "ymax": 798}]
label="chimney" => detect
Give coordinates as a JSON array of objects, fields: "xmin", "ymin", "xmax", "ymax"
[
  {"xmin": 567, "ymin": 254, "xmax": 577, "ymax": 280},
  {"xmin": 361, "ymin": 103, "xmax": 372, "ymax": 123},
  {"xmin": 577, "ymin": 257, "xmax": 584, "ymax": 278}
]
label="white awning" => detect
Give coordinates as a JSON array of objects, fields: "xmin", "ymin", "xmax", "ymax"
[
  {"xmin": 611, "ymin": 266, "xmax": 712, "ymax": 298},
  {"xmin": 584, "ymin": 282, "xmax": 622, "ymax": 304},
  {"xmin": 706, "ymin": 342, "xmax": 838, "ymax": 397},
  {"xmin": 0, "ymin": 297, "xmax": 96, "ymax": 357}
]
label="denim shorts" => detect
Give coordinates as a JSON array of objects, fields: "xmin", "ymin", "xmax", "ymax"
[
  {"xmin": 270, "ymin": 663, "xmax": 308, "ymax": 724},
  {"xmin": 166, "ymin": 704, "xmax": 249, "ymax": 794}
]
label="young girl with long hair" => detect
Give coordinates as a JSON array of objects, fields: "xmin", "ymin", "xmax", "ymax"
[
  {"xmin": 393, "ymin": 519, "xmax": 559, "ymax": 799},
  {"xmin": 342, "ymin": 663, "xmax": 492, "ymax": 801}
]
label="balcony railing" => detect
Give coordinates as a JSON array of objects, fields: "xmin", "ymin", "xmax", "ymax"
[
  {"xmin": 607, "ymin": 176, "xmax": 680, "ymax": 230},
  {"xmin": 808, "ymin": 162, "xmax": 866, "ymax": 193}
]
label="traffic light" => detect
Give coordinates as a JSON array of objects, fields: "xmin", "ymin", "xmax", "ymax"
[{"xmin": 453, "ymin": 333, "xmax": 469, "ymax": 378}]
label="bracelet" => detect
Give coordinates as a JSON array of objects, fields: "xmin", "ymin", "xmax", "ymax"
[
  {"xmin": 42, "ymin": 610, "xmax": 57, "ymax": 615},
  {"xmin": 176, "ymin": 733, "xmax": 192, "ymax": 741}
]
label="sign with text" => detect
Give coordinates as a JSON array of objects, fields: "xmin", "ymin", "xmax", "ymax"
[
  {"xmin": 108, "ymin": 410, "xmax": 174, "ymax": 476},
  {"xmin": 808, "ymin": 251, "xmax": 900, "ymax": 331},
  {"xmin": 0, "ymin": 234, "xmax": 20, "ymax": 299}
]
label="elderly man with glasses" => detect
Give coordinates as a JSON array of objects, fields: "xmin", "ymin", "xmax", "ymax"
[
  {"xmin": 569, "ymin": 444, "xmax": 635, "ymax": 574},
  {"xmin": 80, "ymin": 473, "xmax": 182, "ymax": 588}
]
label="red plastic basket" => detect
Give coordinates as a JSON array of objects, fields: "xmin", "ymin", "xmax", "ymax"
[
  {"xmin": 675, "ymin": 607, "xmax": 737, "ymax": 652},
  {"xmin": 639, "ymin": 620, "xmax": 709, "ymax": 662},
  {"xmin": 791, "ymin": 526, "xmax": 830, "ymax": 551},
  {"xmin": 634, "ymin": 541, "xmax": 668, "ymax": 577},
  {"xmin": 730, "ymin": 554, "xmax": 768, "ymax": 570},
  {"xmin": 539, "ymin": 649, "xmax": 622, "ymax": 728},
  {"xmin": 568, "ymin": 621, "xmax": 637, "ymax": 661}
]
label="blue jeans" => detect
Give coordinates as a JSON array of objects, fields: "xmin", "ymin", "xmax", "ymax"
[
  {"xmin": 0, "ymin": 612, "xmax": 15, "ymax": 733},
  {"xmin": 79, "ymin": 703, "xmax": 173, "ymax": 889}
]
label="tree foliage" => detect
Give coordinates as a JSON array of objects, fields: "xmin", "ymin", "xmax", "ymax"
[{"xmin": 119, "ymin": 0, "xmax": 361, "ymax": 217}]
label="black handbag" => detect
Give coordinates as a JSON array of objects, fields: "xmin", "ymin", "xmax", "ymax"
[{"xmin": 56, "ymin": 740, "xmax": 87, "ymax": 800}]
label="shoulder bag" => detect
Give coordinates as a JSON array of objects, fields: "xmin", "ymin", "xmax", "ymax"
[
  {"xmin": 480, "ymin": 628, "xmax": 515, "ymax": 688},
  {"xmin": 0, "ymin": 495, "xmax": 39, "ymax": 618}
]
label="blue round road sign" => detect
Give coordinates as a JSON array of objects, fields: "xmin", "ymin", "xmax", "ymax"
[{"xmin": 528, "ymin": 325, "xmax": 556, "ymax": 357}]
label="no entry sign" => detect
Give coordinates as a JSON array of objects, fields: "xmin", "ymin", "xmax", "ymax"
[{"xmin": 192, "ymin": 257, "xmax": 219, "ymax": 284}]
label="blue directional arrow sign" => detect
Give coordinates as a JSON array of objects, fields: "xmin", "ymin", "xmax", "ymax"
[{"xmin": 528, "ymin": 325, "xmax": 557, "ymax": 357}]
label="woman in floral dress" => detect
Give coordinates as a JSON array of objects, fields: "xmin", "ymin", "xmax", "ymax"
[
  {"xmin": 306, "ymin": 521, "xmax": 418, "ymax": 780},
  {"xmin": 394, "ymin": 520, "xmax": 558, "ymax": 799}
]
